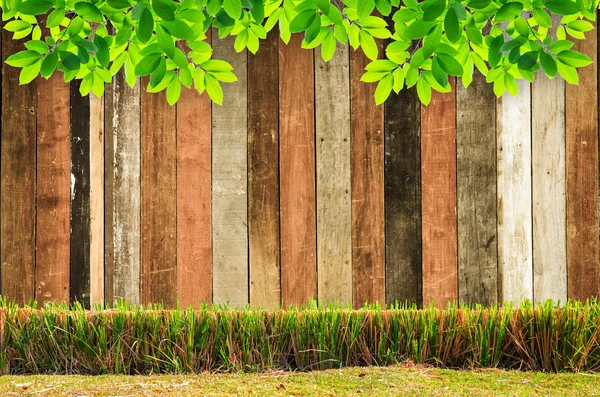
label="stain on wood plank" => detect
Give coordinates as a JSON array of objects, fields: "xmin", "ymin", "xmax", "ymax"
[
  {"xmin": 212, "ymin": 33, "xmax": 249, "ymax": 307},
  {"xmin": 36, "ymin": 73, "xmax": 70, "ymax": 304},
  {"xmin": 497, "ymin": 81, "xmax": 533, "ymax": 306},
  {"xmin": 566, "ymin": 23, "xmax": 599, "ymax": 301},
  {"xmin": 89, "ymin": 93, "xmax": 104, "ymax": 305},
  {"xmin": 105, "ymin": 72, "xmax": 141, "ymax": 305},
  {"xmin": 280, "ymin": 34, "xmax": 317, "ymax": 307},
  {"xmin": 351, "ymin": 47, "xmax": 385, "ymax": 308},
  {"xmin": 70, "ymin": 80, "xmax": 91, "ymax": 306},
  {"xmin": 384, "ymin": 86, "xmax": 422, "ymax": 307},
  {"xmin": 456, "ymin": 74, "xmax": 498, "ymax": 307},
  {"xmin": 1, "ymin": 27, "xmax": 37, "ymax": 303},
  {"xmin": 248, "ymin": 29, "xmax": 280, "ymax": 309},
  {"xmin": 532, "ymin": 37, "xmax": 567, "ymax": 304},
  {"xmin": 141, "ymin": 77, "xmax": 177, "ymax": 307},
  {"xmin": 421, "ymin": 80, "xmax": 458, "ymax": 308},
  {"xmin": 177, "ymin": 33, "xmax": 212, "ymax": 309}
]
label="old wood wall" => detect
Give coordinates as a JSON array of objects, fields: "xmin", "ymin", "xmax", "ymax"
[{"xmin": 2, "ymin": 31, "xmax": 599, "ymax": 308}]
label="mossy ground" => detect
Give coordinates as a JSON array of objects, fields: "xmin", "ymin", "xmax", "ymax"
[{"xmin": 1, "ymin": 364, "xmax": 599, "ymax": 396}]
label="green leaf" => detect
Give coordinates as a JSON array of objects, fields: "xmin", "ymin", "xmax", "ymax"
[
  {"xmin": 41, "ymin": 51, "xmax": 59, "ymax": 78},
  {"xmin": 94, "ymin": 35, "xmax": 110, "ymax": 68},
  {"xmin": 152, "ymin": 0, "xmax": 176, "ymax": 21},
  {"xmin": 17, "ymin": 0, "xmax": 52, "ymax": 15},
  {"xmin": 444, "ymin": 7, "xmax": 461, "ymax": 43},
  {"xmin": 4, "ymin": 20, "xmax": 32, "ymax": 32},
  {"xmin": 532, "ymin": 8, "xmax": 551, "ymax": 28},
  {"xmin": 557, "ymin": 61, "xmax": 578, "ymax": 84},
  {"xmin": 422, "ymin": 0, "xmax": 445, "ymax": 22},
  {"xmin": 289, "ymin": 10, "xmax": 317, "ymax": 33},
  {"xmin": 79, "ymin": 73, "xmax": 94, "ymax": 96},
  {"xmin": 107, "ymin": 0, "xmax": 131, "ymax": 9},
  {"xmin": 374, "ymin": 73, "xmax": 393, "ymax": 105},
  {"xmin": 545, "ymin": 0, "xmax": 580, "ymax": 16},
  {"xmin": 223, "ymin": 0, "xmax": 242, "ymax": 19},
  {"xmin": 517, "ymin": 51, "xmax": 538, "ymax": 70},
  {"xmin": 25, "ymin": 40, "xmax": 49, "ymax": 54},
  {"xmin": 150, "ymin": 56, "xmax": 167, "ymax": 87},
  {"xmin": 556, "ymin": 50, "xmax": 593, "ymax": 67},
  {"xmin": 201, "ymin": 59, "xmax": 234, "ymax": 72},
  {"xmin": 539, "ymin": 51, "xmax": 557, "ymax": 78},
  {"xmin": 403, "ymin": 19, "xmax": 437, "ymax": 40},
  {"xmin": 357, "ymin": 0, "xmax": 375, "ymax": 19},
  {"xmin": 137, "ymin": 8, "xmax": 154, "ymax": 43},
  {"xmin": 74, "ymin": 2, "xmax": 104, "ymax": 22},
  {"xmin": 205, "ymin": 73, "xmax": 223, "ymax": 104},
  {"xmin": 436, "ymin": 53, "xmax": 463, "ymax": 76},
  {"xmin": 161, "ymin": 20, "xmax": 195, "ymax": 40},
  {"xmin": 19, "ymin": 60, "xmax": 41, "ymax": 84},
  {"xmin": 494, "ymin": 2, "xmax": 523, "ymax": 23},
  {"xmin": 359, "ymin": 30, "xmax": 378, "ymax": 61},
  {"xmin": 135, "ymin": 53, "xmax": 163, "ymax": 76},
  {"xmin": 60, "ymin": 52, "xmax": 81, "ymax": 70},
  {"xmin": 166, "ymin": 77, "xmax": 182, "ymax": 105},
  {"xmin": 157, "ymin": 24, "xmax": 175, "ymax": 58},
  {"xmin": 417, "ymin": 75, "xmax": 432, "ymax": 105},
  {"xmin": 6, "ymin": 50, "xmax": 41, "ymax": 67}
]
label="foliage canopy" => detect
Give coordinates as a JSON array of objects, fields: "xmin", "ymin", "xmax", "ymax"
[{"xmin": 1, "ymin": 0, "xmax": 599, "ymax": 105}]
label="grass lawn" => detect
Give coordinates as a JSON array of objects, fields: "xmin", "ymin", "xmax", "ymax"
[{"xmin": 1, "ymin": 365, "xmax": 599, "ymax": 397}]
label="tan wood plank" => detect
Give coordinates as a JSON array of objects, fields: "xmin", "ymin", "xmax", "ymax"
[{"xmin": 90, "ymin": 93, "xmax": 105, "ymax": 305}]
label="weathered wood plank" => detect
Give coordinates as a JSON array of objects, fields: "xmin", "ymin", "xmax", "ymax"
[
  {"xmin": 1, "ymin": 27, "xmax": 37, "ymax": 303},
  {"xmin": 497, "ymin": 81, "xmax": 533, "ymax": 306},
  {"xmin": 36, "ymin": 73, "xmax": 70, "ymax": 304},
  {"xmin": 421, "ymin": 80, "xmax": 458, "ymax": 308},
  {"xmin": 280, "ymin": 34, "xmax": 317, "ymax": 307},
  {"xmin": 384, "ymin": 86, "xmax": 422, "ymax": 307},
  {"xmin": 456, "ymin": 74, "xmax": 498, "ymax": 307},
  {"xmin": 566, "ymin": 23, "xmax": 599, "ymax": 301},
  {"xmin": 351, "ymin": 47, "xmax": 385, "ymax": 308},
  {"xmin": 141, "ymin": 77, "xmax": 177, "ymax": 307},
  {"xmin": 532, "ymin": 54, "xmax": 566, "ymax": 305},
  {"xmin": 212, "ymin": 33, "xmax": 249, "ymax": 307},
  {"xmin": 177, "ymin": 36, "xmax": 212, "ymax": 309},
  {"xmin": 105, "ymin": 72, "xmax": 141, "ymax": 305},
  {"xmin": 248, "ymin": 29, "xmax": 280, "ymax": 309},
  {"xmin": 315, "ymin": 43, "xmax": 352, "ymax": 306},
  {"xmin": 90, "ymin": 93, "xmax": 104, "ymax": 305},
  {"xmin": 70, "ymin": 80, "xmax": 91, "ymax": 306}
]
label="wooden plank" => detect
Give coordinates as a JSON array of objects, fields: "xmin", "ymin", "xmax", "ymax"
[
  {"xmin": 456, "ymin": 74, "xmax": 498, "ymax": 307},
  {"xmin": 212, "ymin": 32, "xmax": 249, "ymax": 307},
  {"xmin": 421, "ymin": 80, "xmax": 458, "ymax": 308},
  {"xmin": 1, "ymin": 27, "xmax": 37, "ymax": 303},
  {"xmin": 70, "ymin": 80, "xmax": 91, "ymax": 306},
  {"xmin": 532, "ymin": 41, "xmax": 567, "ymax": 305},
  {"xmin": 280, "ymin": 34, "xmax": 317, "ymax": 307},
  {"xmin": 105, "ymin": 73, "xmax": 141, "ymax": 305},
  {"xmin": 566, "ymin": 23, "xmax": 599, "ymax": 301},
  {"xmin": 315, "ymin": 43, "xmax": 352, "ymax": 306},
  {"xmin": 248, "ymin": 29, "xmax": 280, "ymax": 309},
  {"xmin": 350, "ymin": 46, "xmax": 385, "ymax": 308},
  {"xmin": 89, "ymin": 93, "xmax": 104, "ymax": 305},
  {"xmin": 497, "ymin": 80, "xmax": 533, "ymax": 306},
  {"xmin": 177, "ymin": 35, "xmax": 212, "ymax": 309},
  {"xmin": 384, "ymin": 86, "xmax": 422, "ymax": 307},
  {"xmin": 141, "ymin": 77, "xmax": 177, "ymax": 307},
  {"xmin": 36, "ymin": 73, "xmax": 70, "ymax": 304}
]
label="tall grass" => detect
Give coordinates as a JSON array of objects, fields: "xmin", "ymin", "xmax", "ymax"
[{"xmin": 1, "ymin": 298, "xmax": 600, "ymax": 374}]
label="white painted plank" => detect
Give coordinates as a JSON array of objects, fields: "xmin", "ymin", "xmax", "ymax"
[
  {"xmin": 212, "ymin": 32, "xmax": 248, "ymax": 307},
  {"xmin": 497, "ymin": 80, "xmax": 533, "ymax": 306},
  {"xmin": 315, "ymin": 45, "xmax": 352, "ymax": 306}
]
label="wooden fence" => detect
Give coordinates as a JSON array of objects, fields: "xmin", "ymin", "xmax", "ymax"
[{"xmin": 1, "ymin": 25, "xmax": 599, "ymax": 309}]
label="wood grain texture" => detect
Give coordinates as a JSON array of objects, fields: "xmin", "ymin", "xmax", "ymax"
[
  {"xmin": 456, "ymin": 74, "xmax": 498, "ymax": 307},
  {"xmin": 36, "ymin": 73, "xmax": 70, "ymax": 304},
  {"xmin": 70, "ymin": 80, "xmax": 91, "ymax": 306},
  {"xmin": 177, "ymin": 37, "xmax": 212, "ymax": 309},
  {"xmin": 351, "ymin": 47, "xmax": 385, "ymax": 308},
  {"xmin": 497, "ymin": 81, "xmax": 533, "ymax": 306},
  {"xmin": 280, "ymin": 34, "xmax": 317, "ymax": 307},
  {"xmin": 105, "ymin": 72, "xmax": 141, "ymax": 305},
  {"xmin": 1, "ymin": 28, "xmax": 37, "ymax": 303},
  {"xmin": 566, "ymin": 23, "xmax": 599, "ymax": 301},
  {"xmin": 532, "ymin": 69, "xmax": 567, "ymax": 304},
  {"xmin": 248, "ymin": 29, "xmax": 280, "ymax": 309},
  {"xmin": 316, "ymin": 43, "xmax": 352, "ymax": 306},
  {"xmin": 141, "ymin": 77, "xmax": 177, "ymax": 307},
  {"xmin": 421, "ymin": 80, "xmax": 458, "ymax": 308},
  {"xmin": 90, "ymin": 93, "xmax": 104, "ymax": 305},
  {"xmin": 384, "ymin": 86, "xmax": 422, "ymax": 307},
  {"xmin": 212, "ymin": 33, "xmax": 249, "ymax": 307}
]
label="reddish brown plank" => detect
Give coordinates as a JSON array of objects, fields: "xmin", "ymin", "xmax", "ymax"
[
  {"xmin": 421, "ymin": 80, "xmax": 458, "ymax": 308},
  {"xmin": 249, "ymin": 29, "xmax": 280, "ymax": 309},
  {"xmin": 279, "ymin": 34, "xmax": 316, "ymax": 307},
  {"xmin": 36, "ymin": 74, "xmax": 70, "ymax": 304},
  {"xmin": 141, "ymin": 78, "xmax": 178, "ymax": 307},
  {"xmin": 350, "ymin": 47, "xmax": 385, "ymax": 308},
  {"xmin": 177, "ymin": 39, "xmax": 212, "ymax": 309},
  {"xmin": 566, "ymin": 23, "xmax": 599, "ymax": 301},
  {"xmin": 1, "ymin": 27, "xmax": 37, "ymax": 303}
]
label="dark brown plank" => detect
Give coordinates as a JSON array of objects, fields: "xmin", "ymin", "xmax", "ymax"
[
  {"xmin": 456, "ymin": 74, "xmax": 498, "ymax": 306},
  {"xmin": 248, "ymin": 29, "xmax": 280, "ymax": 309},
  {"xmin": 70, "ymin": 80, "xmax": 91, "ymax": 306},
  {"xmin": 36, "ymin": 73, "xmax": 70, "ymax": 304},
  {"xmin": 566, "ymin": 23, "xmax": 599, "ymax": 300},
  {"xmin": 141, "ymin": 78, "xmax": 177, "ymax": 307},
  {"xmin": 279, "ymin": 34, "xmax": 316, "ymax": 307},
  {"xmin": 384, "ymin": 86, "xmax": 422, "ymax": 307},
  {"xmin": 421, "ymin": 80, "xmax": 458, "ymax": 308},
  {"xmin": 351, "ymin": 46, "xmax": 385, "ymax": 308},
  {"xmin": 1, "ymin": 26, "xmax": 37, "ymax": 303}
]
